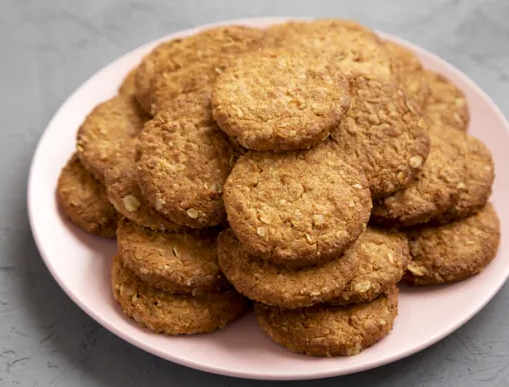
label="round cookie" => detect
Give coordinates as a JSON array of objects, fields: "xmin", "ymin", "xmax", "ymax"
[
  {"xmin": 331, "ymin": 75, "xmax": 430, "ymax": 198},
  {"xmin": 328, "ymin": 228, "xmax": 410, "ymax": 306},
  {"xmin": 217, "ymin": 228, "xmax": 360, "ymax": 309},
  {"xmin": 117, "ymin": 219, "xmax": 229, "ymax": 294},
  {"xmin": 136, "ymin": 90, "xmax": 237, "ymax": 228},
  {"xmin": 57, "ymin": 153, "xmax": 119, "ymax": 237},
  {"xmin": 255, "ymin": 288, "xmax": 399, "ymax": 357},
  {"xmin": 435, "ymin": 135, "xmax": 494, "ymax": 223},
  {"xmin": 104, "ymin": 146, "xmax": 187, "ymax": 232},
  {"xmin": 371, "ymin": 128, "xmax": 468, "ymax": 227},
  {"xmin": 267, "ymin": 19, "xmax": 396, "ymax": 84},
  {"xmin": 405, "ymin": 203, "xmax": 500, "ymax": 285},
  {"xmin": 424, "ymin": 70, "xmax": 469, "ymax": 131},
  {"xmin": 212, "ymin": 49, "xmax": 351, "ymax": 151},
  {"xmin": 76, "ymin": 96, "xmax": 150, "ymax": 182},
  {"xmin": 111, "ymin": 255, "xmax": 247, "ymax": 335},
  {"xmin": 223, "ymin": 142, "xmax": 372, "ymax": 268},
  {"xmin": 145, "ymin": 26, "xmax": 266, "ymax": 115},
  {"xmin": 383, "ymin": 40, "xmax": 430, "ymax": 109}
]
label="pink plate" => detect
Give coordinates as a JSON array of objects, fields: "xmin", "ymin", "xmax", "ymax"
[{"xmin": 28, "ymin": 17, "xmax": 509, "ymax": 380}]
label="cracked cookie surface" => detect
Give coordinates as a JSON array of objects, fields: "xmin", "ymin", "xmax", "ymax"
[
  {"xmin": 404, "ymin": 203, "xmax": 500, "ymax": 285},
  {"xmin": 117, "ymin": 219, "xmax": 228, "ymax": 294},
  {"xmin": 217, "ymin": 228, "xmax": 359, "ymax": 309},
  {"xmin": 255, "ymin": 288, "xmax": 399, "ymax": 357},
  {"xmin": 223, "ymin": 141, "xmax": 372, "ymax": 268},
  {"xmin": 212, "ymin": 49, "xmax": 351, "ymax": 151},
  {"xmin": 111, "ymin": 255, "xmax": 248, "ymax": 335},
  {"xmin": 57, "ymin": 153, "xmax": 119, "ymax": 237},
  {"xmin": 331, "ymin": 75, "xmax": 430, "ymax": 198}
]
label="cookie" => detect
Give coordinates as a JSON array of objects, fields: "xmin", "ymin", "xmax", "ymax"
[
  {"xmin": 405, "ymin": 203, "xmax": 500, "ymax": 285},
  {"xmin": 255, "ymin": 288, "xmax": 399, "ymax": 357},
  {"xmin": 117, "ymin": 219, "xmax": 229, "ymax": 294},
  {"xmin": 145, "ymin": 26, "xmax": 266, "ymax": 115},
  {"xmin": 104, "ymin": 147, "xmax": 187, "ymax": 232},
  {"xmin": 435, "ymin": 135, "xmax": 494, "ymax": 223},
  {"xmin": 372, "ymin": 128, "xmax": 468, "ymax": 227},
  {"xmin": 217, "ymin": 228, "xmax": 359, "ymax": 309},
  {"xmin": 328, "ymin": 228, "xmax": 410, "ymax": 306},
  {"xmin": 111, "ymin": 255, "xmax": 247, "ymax": 335},
  {"xmin": 212, "ymin": 49, "xmax": 351, "ymax": 151},
  {"xmin": 331, "ymin": 75, "xmax": 430, "ymax": 198},
  {"xmin": 136, "ymin": 90, "xmax": 237, "ymax": 228},
  {"xmin": 383, "ymin": 40, "xmax": 430, "ymax": 109},
  {"xmin": 424, "ymin": 70, "xmax": 469, "ymax": 131},
  {"xmin": 223, "ymin": 142, "xmax": 372, "ymax": 268},
  {"xmin": 267, "ymin": 19, "xmax": 396, "ymax": 84},
  {"xmin": 76, "ymin": 96, "xmax": 150, "ymax": 182},
  {"xmin": 57, "ymin": 153, "xmax": 119, "ymax": 237},
  {"xmin": 118, "ymin": 67, "xmax": 138, "ymax": 98}
]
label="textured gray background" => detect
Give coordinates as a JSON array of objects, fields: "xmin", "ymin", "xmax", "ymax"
[{"xmin": 1, "ymin": 0, "xmax": 509, "ymax": 386}]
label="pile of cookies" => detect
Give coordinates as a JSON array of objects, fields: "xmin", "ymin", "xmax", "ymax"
[{"xmin": 56, "ymin": 19, "xmax": 500, "ymax": 357}]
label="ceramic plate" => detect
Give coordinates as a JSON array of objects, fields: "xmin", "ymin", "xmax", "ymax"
[{"xmin": 28, "ymin": 17, "xmax": 509, "ymax": 380}]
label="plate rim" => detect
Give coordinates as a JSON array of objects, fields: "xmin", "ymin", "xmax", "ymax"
[{"xmin": 27, "ymin": 16, "xmax": 509, "ymax": 381}]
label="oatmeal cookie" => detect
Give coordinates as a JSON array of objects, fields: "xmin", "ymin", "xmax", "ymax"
[
  {"xmin": 372, "ymin": 128, "xmax": 468, "ymax": 227},
  {"xmin": 331, "ymin": 75, "xmax": 430, "ymax": 198},
  {"xmin": 223, "ymin": 142, "xmax": 372, "ymax": 268},
  {"xmin": 217, "ymin": 228, "xmax": 360, "ymax": 309},
  {"xmin": 136, "ymin": 90, "xmax": 237, "ymax": 228},
  {"xmin": 111, "ymin": 255, "xmax": 248, "ymax": 335},
  {"xmin": 212, "ymin": 49, "xmax": 351, "ymax": 151},
  {"xmin": 405, "ymin": 203, "xmax": 500, "ymax": 285},
  {"xmin": 424, "ymin": 70, "xmax": 469, "ymax": 131},
  {"xmin": 435, "ymin": 135, "xmax": 494, "ymax": 223},
  {"xmin": 76, "ymin": 96, "xmax": 150, "ymax": 182},
  {"xmin": 329, "ymin": 228, "xmax": 409, "ymax": 306},
  {"xmin": 255, "ymin": 288, "xmax": 399, "ymax": 357},
  {"xmin": 117, "ymin": 219, "xmax": 228, "ymax": 294},
  {"xmin": 57, "ymin": 153, "xmax": 119, "ymax": 237}
]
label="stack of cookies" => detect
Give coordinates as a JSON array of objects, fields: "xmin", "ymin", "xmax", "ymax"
[{"xmin": 56, "ymin": 19, "xmax": 500, "ymax": 357}]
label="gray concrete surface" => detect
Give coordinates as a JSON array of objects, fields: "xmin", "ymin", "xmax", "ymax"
[{"xmin": 1, "ymin": 0, "xmax": 509, "ymax": 385}]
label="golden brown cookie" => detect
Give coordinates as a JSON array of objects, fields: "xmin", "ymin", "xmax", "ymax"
[
  {"xmin": 267, "ymin": 19, "xmax": 396, "ymax": 84},
  {"xmin": 383, "ymin": 40, "xmax": 430, "ymax": 109},
  {"xmin": 255, "ymin": 288, "xmax": 399, "ymax": 357},
  {"xmin": 435, "ymin": 135, "xmax": 494, "ymax": 223},
  {"xmin": 372, "ymin": 128, "xmax": 468, "ymax": 227},
  {"xmin": 57, "ymin": 153, "xmax": 119, "ymax": 237},
  {"xmin": 117, "ymin": 219, "xmax": 229, "ymax": 294},
  {"xmin": 328, "ymin": 228, "xmax": 409, "ymax": 306},
  {"xmin": 118, "ymin": 67, "xmax": 138, "ymax": 98},
  {"xmin": 223, "ymin": 142, "xmax": 372, "ymax": 268},
  {"xmin": 212, "ymin": 49, "xmax": 351, "ymax": 151},
  {"xmin": 405, "ymin": 203, "xmax": 500, "ymax": 285},
  {"xmin": 144, "ymin": 26, "xmax": 266, "ymax": 115},
  {"xmin": 111, "ymin": 254, "xmax": 248, "ymax": 335},
  {"xmin": 104, "ymin": 147, "xmax": 187, "ymax": 232},
  {"xmin": 136, "ymin": 90, "xmax": 237, "ymax": 228},
  {"xmin": 217, "ymin": 228, "xmax": 359, "ymax": 309},
  {"xmin": 76, "ymin": 96, "xmax": 150, "ymax": 182},
  {"xmin": 424, "ymin": 70, "xmax": 469, "ymax": 131},
  {"xmin": 331, "ymin": 75, "xmax": 430, "ymax": 198}
]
